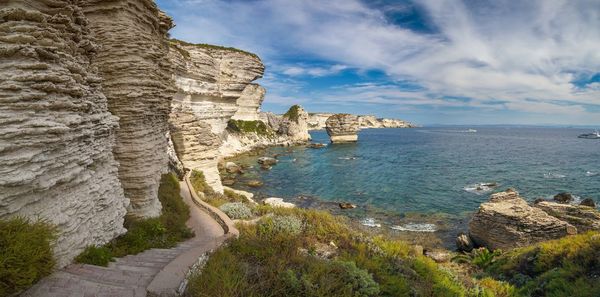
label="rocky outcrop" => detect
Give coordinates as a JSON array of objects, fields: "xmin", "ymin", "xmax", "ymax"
[
  {"xmin": 279, "ymin": 105, "xmax": 311, "ymax": 142},
  {"xmin": 168, "ymin": 40, "xmax": 264, "ymax": 193},
  {"xmin": 326, "ymin": 114, "xmax": 360, "ymax": 143},
  {"xmin": 81, "ymin": 0, "xmax": 175, "ymax": 218},
  {"xmin": 534, "ymin": 201, "xmax": 600, "ymax": 233},
  {"xmin": 0, "ymin": 1, "xmax": 128, "ymax": 266},
  {"xmin": 307, "ymin": 113, "xmax": 334, "ymax": 130},
  {"xmin": 469, "ymin": 189, "xmax": 576, "ymax": 250}
]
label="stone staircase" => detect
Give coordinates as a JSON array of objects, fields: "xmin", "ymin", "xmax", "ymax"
[{"xmin": 23, "ymin": 177, "xmax": 236, "ymax": 297}]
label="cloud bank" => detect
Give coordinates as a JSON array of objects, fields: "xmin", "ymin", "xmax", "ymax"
[{"xmin": 159, "ymin": 0, "xmax": 600, "ymax": 125}]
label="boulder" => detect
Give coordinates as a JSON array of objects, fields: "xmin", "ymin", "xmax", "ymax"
[
  {"xmin": 469, "ymin": 189, "xmax": 577, "ymax": 250},
  {"xmin": 456, "ymin": 233, "xmax": 474, "ymax": 252},
  {"xmin": 258, "ymin": 157, "xmax": 278, "ymax": 166},
  {"xmin": 534, "ymin": 201, "xmax": 600, "ymax": 232},
  {"xmin": 225, "ymin": 162, "xmax": 242, "ymax": 174},
  {"xmin": 263, "ymin": 197, "xmax": 296, "ymax": 208},
  {"xmin": 580, "ymin": 198, "xmax": 596, "ymax": 208},
  {"xmin": 246, "ymin": 180, "xmax": 264, "ymax": 188},
  {"xmin": 424, "ymin": 249, "xmax": 452, "ymax": 263},
  {"xmin": 222, "ymin": 179, "xmax": 236, "ymax": 186},
  {"xmin": 325, "ymin": 114, "xmax": 360, "ymax": 143},
  {"xmin": 339, "ymin": 203, "xmax": 357, "ymax": 209},
  {"xmin": 308, "ymin": 143, "xmax": 327, "ymax": 149},
  {"xmin": 553, "ymin": 192, "xmax": 574, "ymax": 204}
]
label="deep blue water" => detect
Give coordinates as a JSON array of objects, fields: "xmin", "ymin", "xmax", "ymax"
[{"xmin": 230, "ymin": 127, "xmax": 600, "ymax": 236}]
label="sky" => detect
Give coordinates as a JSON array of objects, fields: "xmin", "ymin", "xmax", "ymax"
[{"xmin": 156, "ymin": 0, "xmax": 600, "ymax": 126}]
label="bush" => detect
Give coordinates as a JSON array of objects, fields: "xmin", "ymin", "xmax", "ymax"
[
  {"xmin": 190, "ymin": 170, "xmax": 213, "ymax": 195},
  {"xmin": 219, "ymin": 203, "xmax": 253, "ymax": 220},
  {"xmin": 283, "ymin": 105, "xmax": 302, "ymax": 123},
  {"xmin": 76, "ymin": 173, "xmax": 194, "ymax": 266},
  {"xmin": 75, "ymin": 246, "xmax": 114, "ymax": 267},
  {"xmin": 0, "ymin": 217, "xmax": 56, "ymax": 296},
  {"xmin": 257, "ymin": 215, "xmax": 304, "ymax": 237},
  {"xmin": 227, "ymin": 119, "xmax": 274, "ymax": 136}
]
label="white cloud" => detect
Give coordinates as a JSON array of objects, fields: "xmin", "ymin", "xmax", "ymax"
[{"xmin": 162, "ymin": 0, "xmax": 600, "ymax": 123}]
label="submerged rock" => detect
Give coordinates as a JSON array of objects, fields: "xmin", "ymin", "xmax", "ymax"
[
  {"xmin": 307, "ymin": 143, "xmax": 327, "ymax": 149},
  {"xmin": 257, "ymin": 157, "xmax": 278, "ymax": 166},
  {"xmin": 246, "ymin": 180, "xmax": 264, "ymax": 188},
  {"xmin": 553, "ymin": 192, "xmax": 575, "ymax": 204},
  {"xmin": 263, "ymin": 197, "xmax": 296, "ymax": 208},
  {"xmin": 469, "ymin": 189, "xmax": 577, "ymax": 250},
  {"xmin": 325, "ymin": 114, "xmax": 360, "ymax": 143}
]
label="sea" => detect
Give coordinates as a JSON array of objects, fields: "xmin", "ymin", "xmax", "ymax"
[{"xmin": 227, "ymin": 127, "xmax": 600, "ymax": 247}]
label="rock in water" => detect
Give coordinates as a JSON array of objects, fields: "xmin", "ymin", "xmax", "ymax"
[
  {"xmin": 553, "ymin": 192, "xmax": 575, "ymax": 204},
  {"xmin": 339, "ymin": 203, "xmax": 357, "ymax": 209},
  {"xmin": 279, "ymin": 105, "xmax": 311, "ymax": 142},
  {"xmin": 456, "ymin": 233, "xmax": 474, "ymax": 252},
  {"xmin": 225, "ymin": 162, "xmax": 242, "ymax": 174},
  {"xmin": 246, "ymin": 180, "xmax": 264, "ymax": 188},
  {"xmin": 325, "ymin": 114, "xmax": 360, "ymax": 143},
  {"xmin": 258, "ymin": 157, "xmax": 278, "ymax": 166},
  {"xmin": 469, "ymin": 189, "xmax": 576, "ymax": 250},
  {"xmin": 580, "ymin": 198, "xmax": 597, "ymax": 208},
  {"xmin": 534, "ymin": 201, "xmax": 600, "ymax": 232}
]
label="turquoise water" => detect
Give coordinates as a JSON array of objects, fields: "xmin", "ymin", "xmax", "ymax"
[{"xmin": 229, "ymin": 127, "xmax": 600, "ymax": 242}]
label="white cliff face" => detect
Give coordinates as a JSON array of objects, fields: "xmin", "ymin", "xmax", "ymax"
[
  {"xmin": 82, "ymin": 0, "xmax": 175, "ymax": 219},
  {"xmin": 0, "ymin": 1, "xmax": 128, "ymax": 267},
  {"xmin": 232, "ymin": 84, "xmax": 265, "ymax": 121},
  {"xmin": 279, "ymin": 105, "xmax": 311, "ymax": 142},
  {"xmin": 168, "ymin": 41, "xmax": 265, "ymax": 193},
  {"xmin": 308, "ymin": 113, "xmax": 335, "ymax": 130}
]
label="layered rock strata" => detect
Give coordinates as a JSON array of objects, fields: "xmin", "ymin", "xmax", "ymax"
[
  {"xmin": 307, "ymin": 112, "xmax": 334, "ymax": 130},
  {"xmin": 326, "ymin": 114, "xmax": 360, "ymax": 143},
  {"xmin": 309, "ymin": 113, "xmax": 413, "ymax": 130},
  {"xmin": 81, "ymin": 0, "xmax": 175, "ymax": 218},
  {"xmin": 0, "ymin": 0, "xmax": 128, "ymax": 266},
  {"xmin": 168, "ymin": 40, "xmax": 264, "ymax": 192},
  {"xmin": 279, "ymin": 105, "xmax": 311, "ymax": 142},
  {"xmin": 534, "ymin": 201, "xmax": 600, "ymax": 233},
  {"xmin": 469, "ymin": 189, "xmax": 577, "ymax": 250}
]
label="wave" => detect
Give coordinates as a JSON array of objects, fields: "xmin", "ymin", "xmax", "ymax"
[
  {"xmin": 463, "ymin": 182, "xmax": 498, "ymax": 195},
  {"xmin": 338, "ymin": 156, "xmax": 358, "ymax": 160},
  {"xmin": 360, "ymin": 218, "xmax": 381, "ymax": 228},
  {"xmin": 544, "ymin": 172, "xmax": 566, "ymax": 179},
  {"xmin": 390, "ymin": 223, "xmax": 437, "ymax": 233}
]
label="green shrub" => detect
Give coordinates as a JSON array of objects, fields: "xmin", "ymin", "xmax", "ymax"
[
  {"xmin": 227, "ymin": 119, "xmax": 274, "ymax": 136},
  {"xmin": 283, "ymin": 105, "xmax": 302, "ymax": 123},
  {"xmin": 75, "ymin": 246, "xmax": 114, "ymax": 267},
  {"xmin": 0, "ymin": 217, "xmax": 56, "ymax": 296},
  {"xmin": 190, "ymin": 170, "xmax": 213, "ymax": 195},
  {"xmin": 452, "ymin": 247, "xmax": 503, "ymax": 269},
  {"xmin": 76, "ymin": 173, "xmax": 193, "ymax": 266},
  {"xmin": 219, "ymin": 203, "xmax": 253, "ymax": 220},
  {"xmin": 257, "ymin": 215, "xmax": 304, "ymax": 237}
]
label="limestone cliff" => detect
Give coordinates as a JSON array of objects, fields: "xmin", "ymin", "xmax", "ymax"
[
  {"xmin": 310, "ymin": 113, "xmax": 413, "ymax": 130},
  {"xmin": 0, "ymin": 0, "xmax": 128, "ymax": 267},
  {"xmin": 326, "ymin": 114, "xmax": 360, "ymax": 143},
  {"xmin": 168, "ymin": 40, "xmax": 265, "ymax": 193},
  {"xmin": 81, "ymin": 0, "xmax": 175, "ymax": 218}
]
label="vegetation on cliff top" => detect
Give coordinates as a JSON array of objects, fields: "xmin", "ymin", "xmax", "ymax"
[
  {"xmin": 227, "ymin": 119, "xmax": 274, "ymax": 137},
  {"xmin": 76, "ymin": 173, "xmax": 193, "ymax": 266},
  {"xmin": 0, "ymin": 218, "xmax": 56, "ymax": 296},
  {"xmin": 190, "ymin": 169, "xmax": 251, "ymax": 208},
  {"xmin": 185, "ymin": 205, "xmax": 512, "ymax": 297},
  {"xmin": 283, "ymin": 105, "xmax": 302, "ymax": 123},
  {"xmin": 170, "ymin": 39, "xmax": 260, "ymax": 59}
]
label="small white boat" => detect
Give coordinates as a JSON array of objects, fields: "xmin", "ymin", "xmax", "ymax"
[
  {"xmin": 467, "ymin": 129, "xmax": 477, "ymax": 133},
  {"xmin": 578, "ymin": 130, "xmax": 600, "ymax": 139}
]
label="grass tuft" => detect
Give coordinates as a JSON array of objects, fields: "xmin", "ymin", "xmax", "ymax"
[
  {"xmin": 227, "ymin": 120, "xmax": 274, "ymax": 136},
  {"xmin": 0, "ymin": 217, "xmax": 56, "ymax": 296}
]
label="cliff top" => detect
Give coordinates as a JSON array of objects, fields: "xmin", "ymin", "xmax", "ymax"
[{"xmin": 170, "ymin": 39, "xmax": 260, "ymax": 60}]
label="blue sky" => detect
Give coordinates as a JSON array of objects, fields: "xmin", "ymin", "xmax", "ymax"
[{"xmin": 156, "ymin": 0, "xmax": 600, "ymax": 126}]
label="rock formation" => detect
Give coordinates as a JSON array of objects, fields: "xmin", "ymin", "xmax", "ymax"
[
  {"xmin": 469, "ymin": 189, "xmax": 576, "ymax": 250},
  {"xmin": 278, "ymin": 105, "xmax": 311, "ymax": 142},
  {"xmin": 0, "ymin": 0, "xmax": 128, "ymax": 266},
  {"xmin": 326, "ymin": 114, "xmax": 360, "ymax": 143},
  {"xmin": 309, "ymin": 113, "xmax": 413, "ymax": 130},
  {"xmin": 534, "ymin": 201, "xmax": 600, "ymax": 233},
  {"xmin": 81, "ymin": 0, "xmax": 175, "ymax": 218},
  {"xmin": 231, "ymin": 83, "xmax": 265, "ymax": 121},
  {"xmin": 167, "ymin": 40, "xmax": 265, "ymax": 193}
]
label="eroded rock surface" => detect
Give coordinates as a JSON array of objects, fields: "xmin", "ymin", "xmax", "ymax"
[
  {"xmin": 168, "ymin": 40, "xmax": 264, "ymax": 192},
  {"xmin": 81, "ymin": 0, "xmax": 175, "ymax": 218},
  {"xmin": 469, "ymin": 189, "xmax": 576, "ymax": 250},
  {"xmin": 0, "ymin": 0, "xmax": 128, "ymax": 267},
  {"xmin": 534, "ymin": 201, "xmax": 600, "ymax": 233},
  {"xmin": 326, "ymin": 114, "xmax": 360, "ymax": 143}
]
